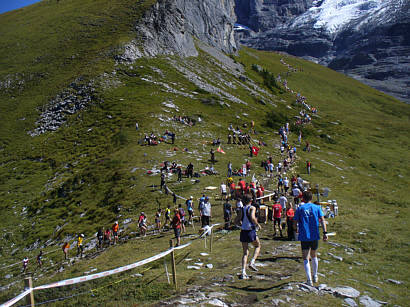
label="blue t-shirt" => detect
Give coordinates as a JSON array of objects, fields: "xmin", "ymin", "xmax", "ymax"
[{"xmin": 294, "ymin": 202, "xmax": 324, "ymax": 241}]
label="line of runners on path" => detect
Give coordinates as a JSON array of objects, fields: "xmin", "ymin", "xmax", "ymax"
[{"xmin": 17, "ymin": 59, "xmax": 326, "ymax": 287}]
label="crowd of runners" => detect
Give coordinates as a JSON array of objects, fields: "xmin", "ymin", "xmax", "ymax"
[{"xmin": 17, "ymin": 58, "xmax": 330, "ymax": 288}]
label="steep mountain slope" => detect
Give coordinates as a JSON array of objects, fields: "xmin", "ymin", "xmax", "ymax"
[
  {"xmin": 235, "ymin": 0, "xmax": 410, "ymax": 103},
  {"xmin": 0, "ymin": 0, "xmax": 409, "ymax": 306}
]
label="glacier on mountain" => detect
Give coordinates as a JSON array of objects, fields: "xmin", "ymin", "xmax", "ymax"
[{"xmin": 292, "ymin": 0, "xmax": 403, "ymax": 35}]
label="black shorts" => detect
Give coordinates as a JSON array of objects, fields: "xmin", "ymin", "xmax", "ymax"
[
  {"xmin": 174, "ymin": 227, "xmax": 181, "ymax": 238},
  {"xmin": 201, "ymin": 215, "xmax": 210, "ymax": 227},
  {"xmin": 240, "ymin": 229, "xmax": 257, "ymax": 243},
  {"xmin": 113, "ymin": 231, "xmax": 118, "ymax": 237},
  {"xmin": 301, "ymin": 240, "xmax": 319, "ymax": 251},
  {"xmin": 274, "ymin": 217, "xmax": 281, "ymax": 226},
  {"xmin": 188, "ymin": 210, "xmax": 193, "ymax": 217}
]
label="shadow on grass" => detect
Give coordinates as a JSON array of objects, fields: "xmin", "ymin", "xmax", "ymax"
[
  {"xmin": 258, "ymin": 256, "xmax": 301, "ymax": 263},
  {"xmin": 227, "ymin": 281, "xmax": 288, "ymax": 292}
]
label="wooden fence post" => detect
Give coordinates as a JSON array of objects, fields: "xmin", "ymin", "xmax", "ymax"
[
  {"xmin": 169, "ymin": 240, "xmax": 177, "ymax": 290},
  {"xmin": 24, "ymin": 276, "xmax": 35, "ymax": 307}
]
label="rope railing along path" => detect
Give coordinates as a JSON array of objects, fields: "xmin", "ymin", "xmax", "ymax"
[{"xmin": 1, "ymin": 223, "xmax": 222, "ymax": 307}]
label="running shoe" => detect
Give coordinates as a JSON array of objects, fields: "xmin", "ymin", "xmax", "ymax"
[
  {"xmin": 313, "ymin": 275, "xmax": 318, "ymax": 283},
  {"xmin": 249, "ymin": 263, "xmax": 258, "ymax": 272},
  {"xmin": 306, "ymin": 279, "xmax": 313, "ymax": 286},
  {"xmin": 239, "ymin": 273, "xmax": 250, "ymax": 280}
]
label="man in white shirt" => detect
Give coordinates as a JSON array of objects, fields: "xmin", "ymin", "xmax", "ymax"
[
  {"xmin": 292, "ymin": 186, "xmax": 302, "ymax": 205},
  {"xmin": 200, "ymin": 197, "xmax": 212, "ymax": 227},
  {"xmin": 279, "ymin": 194, "xmax": 288, "ymax": 210},
  {"xmin": 221, "ymin": 182, "xmax": 227, "ymax": 199}
]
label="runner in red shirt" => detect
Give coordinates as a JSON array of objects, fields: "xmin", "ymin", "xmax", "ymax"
[
  {"xmin": 238, "ymin": 179, "xmax": 246, "ymax": 191},
  {"xmin": 229, "ymin": 182, "xmax": 236, "ymax": 199},
  {"xmin": 272, "ymin": 202, "xmax": 283, "ymax": 237}
]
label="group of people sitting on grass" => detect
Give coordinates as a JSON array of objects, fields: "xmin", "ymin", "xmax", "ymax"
[
  {"xmin": 143, "ymin": 130, "xmax": 176, "ymax": 146},
  {"xmin": 172, "ymin": 114, "xmax": 196, "ymax": 126}
]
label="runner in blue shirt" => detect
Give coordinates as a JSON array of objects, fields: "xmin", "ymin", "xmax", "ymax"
[{"xmin": 294, "ymin": 191, "xmax": 328, "ymax": 286}]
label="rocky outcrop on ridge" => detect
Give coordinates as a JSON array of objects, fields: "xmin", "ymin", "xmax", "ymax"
[{"xmin": 118, "ymin": 0, "xmax": 237, "ymax": 62}]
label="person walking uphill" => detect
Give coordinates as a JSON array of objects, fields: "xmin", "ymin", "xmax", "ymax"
[
  {"xmin": 294, "ymin": 191, "xmax": 328, "ymax": 286},
  {"xmin": 235, "ymin": 194, "xmax": 262, "ymax": 280},
  {"xmin": 77, "ymin": 234, "xmax": 84, "ymax": 258},
  {"xmin": 200, "ymin": 196, "xmax": 211, "ymax": 227}
]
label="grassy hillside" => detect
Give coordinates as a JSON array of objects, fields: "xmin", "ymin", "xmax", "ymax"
[{"xmin": 0, "ymin": 1, "xmax": 409, "ymax": 306}]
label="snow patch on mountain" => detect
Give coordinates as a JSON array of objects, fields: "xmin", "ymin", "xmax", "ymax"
[{"xmin": 292, "ymin": 0, "xmax": 401, "ymax": 35}]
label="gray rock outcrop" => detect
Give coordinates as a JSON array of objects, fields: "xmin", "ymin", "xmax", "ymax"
[
  {"xmin": 234, "ymin": 0, "xmax": 410, "ymax": 103},
  {"xmin": 119, "ymin": 0, "xmax": 237, "ymax": 62}
]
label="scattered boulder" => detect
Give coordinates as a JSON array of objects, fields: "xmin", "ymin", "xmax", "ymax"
[
  {"xmin": 359, "ymin": 296, "xmax": 382, "ymax": 307},
  {"xmin": 344, "ymin": 298, "xmax": 358, "ymax": 307},
  {"xmin": 330, "ymin": 286, "xmax": 360, "ymax": 298},
  {"xmin": 387, "ymin": 279, "xmax": 402, "ymax": 285}
]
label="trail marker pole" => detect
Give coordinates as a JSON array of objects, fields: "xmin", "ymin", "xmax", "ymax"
[
  {"xmin": 169, "ymin": 240, "xmax": 177, "ymax": 290},
  {"xmin": 24, "ymin": 276, "xmax": 35, "ymax": 307},
  {"xmin": 163, "ymin": 258, "xmax": 170, "ymax": 284},
  {"xmin": 209, "ymin": 228, "xmax": 213, "ymax": 253}
]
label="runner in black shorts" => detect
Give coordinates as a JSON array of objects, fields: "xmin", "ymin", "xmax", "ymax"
[{"xmin": 294, "ymin": 191, "xmax": 328, "ymax": 286}]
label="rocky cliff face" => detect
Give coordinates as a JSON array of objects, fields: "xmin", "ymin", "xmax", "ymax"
[
  {"xmin": 119, "ymin": 0, "xmax": 237, "ymax": 62},
  {"xmin": 235, "ymin": 0, "xmax": 410, "ymax": 103}
]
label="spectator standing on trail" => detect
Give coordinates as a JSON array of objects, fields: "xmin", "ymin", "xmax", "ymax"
[
  {"xmin": 164, "ymin": 205, "xmax": 171, "ymax": 229},
  {"xmin": 171, "ymin": 209, "xmax": 182, "ymax": 246},
  {"xmin": 286, "ymin": 203, "xmax": 295, "ymax": 241},
  {"xmin": 235, "ymin": 194, "xmax": 261, "ymax": 279},
  {"xmin": 223, "ymin": 197, "xmax": 233, "ymax": 230},
  {"xmin": 97, "ymin": 227, "xmax": 104, "ymax": 249},
  {"xmin": 306, "ymin": 160, "xmax": 311, "ymax": 175},
  {"xmin": 272, "ymin": 202, "xmax": 283, "ymax": 237},
  {"xmin": 294, "ymin": 191, "xmax": 328, "ymax": 286},
  {"xmin": 178, "ymin": 204, "xmax": 186, "ymax": 233},
  {"xmin": 77, "ymin": 234, "xmax": 84, "ymax": 258},
  {"xmin": 227, "ymin": 161, "xmax": 232, "ymax": 177},
  {"xmin": 173, "ymin": 192, "xmax": 177, "ymax": 205},
  {"xmin": 139, "ymin": 212, "xmax": 148, "ymax": 237},
  {"xmin": 210, "ymin": 149, "xmax": 215, "ymax": 163},
  {"xmin": 62, "ymin": 242, "xmax": 70, "ymax": 260},
  {"xmin": 22, "ymin": 257, "xmax": 29, "ymax": 273},
  {"xmin": 186, "ymin": 196, "xmax": 194, "ymax": 225},
  {"xmin": 177, "ymin": 167, "xmax": 182, "ymax": 182},
  {"xmin": 155, "ymin": 209, "xmax": 162, "ymax": 233},
  {"xmin": 160, "ymin": 173, "xmax": 165, "ymax": 190},
  {"xmin": 37, "ymin": 250, "xmax": 43, "ymax": 268},
  {"xmin": 104, "ymin": 228, "xmax": 111, "ymax": 246},
  {"xmin": 112, "ymin": 221, "xmax": 119, "ymax": 244},
  {"xmin": 221, "ymin": 182, "xmax": 227, "ymax": 199},
  {"xmin": 187, "ymin": 162, "xmax": 194, "ymax": 178},
  {"xmin": 200, "ymin": 196, "xmax": 212, "ymax": 227},
  {"xmin": 279, "ymin": 194, "xmax": 288, "ymax": 210},
  {"xmin": 284, "ymin": 177, "xmax": 290, "ymax": 195},
  {"xmin": 292, "ymin": 185, "xmax": 302, "ymax": 206}
]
